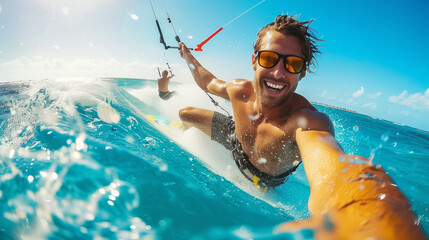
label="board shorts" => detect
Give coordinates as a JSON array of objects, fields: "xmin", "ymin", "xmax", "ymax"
[
  {"xmin": 211, "ymin": 111, "xmax": 300, "ymax": 189},
  {"xmin": 158, "ymin": 90, "xmax": 176, "ymax": 100}
]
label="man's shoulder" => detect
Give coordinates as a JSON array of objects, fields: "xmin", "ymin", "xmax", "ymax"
[
  {"xmin": 226, "ymin": 79, "xmax": 254, "ymax": 101},
  {"xmin": 293, "ymin": 107, "xmax": 334, "ymax": 135},
  {"xmin": 286, "ymin": 95, "xmax": 334, "ymax": 134},
  {"xmin": 292, "ymin": 93, "xmax": 314, "ymax": 107},
  {"xmin": 226, "ymin": 78, "xmax": 251, "ymax": 87}
]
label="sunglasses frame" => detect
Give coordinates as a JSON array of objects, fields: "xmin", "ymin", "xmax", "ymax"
[{"xmin": 255, "ymin": 50, "xmax": 306, "ymax": 74}]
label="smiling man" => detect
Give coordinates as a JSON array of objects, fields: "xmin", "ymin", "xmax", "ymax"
[{"xmin": 178, "ymin": 15, "xmax": 334, "ymax": 189}]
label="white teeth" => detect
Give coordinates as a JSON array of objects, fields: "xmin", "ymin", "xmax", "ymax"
[{"xmin": 266, "ymin": 81, "xmax": 284, "ymax": 90}]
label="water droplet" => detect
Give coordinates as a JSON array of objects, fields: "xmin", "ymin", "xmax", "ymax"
[
  {"xmin": 378, "ymin": 193, "xmax": 386, "ymax": 200},
  {"xmin": 111, "ymin": 189, "xmax": 120, "ymax": 197},
  {"xmin": 338, "ymin": 156, "xmax": 346, "ymax": 162},
  {"xmin": 107, "ymin": 200, "xmax": 114, "ymax": 206},
  {"xmin": 353, "ymin": 125, "xmax": 359, "ymax": 132},
  {"xmin": 188, "ymin": 63, "xmax": 195, "ymax": 70},
  {"xmin": 258, "ymin": 158, "xmax": 267, "ymax": 164},
  {"xmin": 51, "ymin": 172, "xmax": 58, "ymax": 180},
  {"xmin": 159, "ymin": 220, "xmax": 167, "ymax": 227},
  {"xmin": 129, "ymin": 13, "xmax": 139, "ymax": 21},
  {"xmin": 27, "ymin": 175, "xmax": 34, "ymax": 183},
  {"xmin": 392, "ymin": 142, "xmax": 397, "ymax": 147},
  {"xmin": 248, "ymin": 114, "xmax": 259, "ymax": 120},
  {"xmin": 381, "ymin": 134, "xmax": 389, "ymax": 142},
  {"xmin": 160, "ymin": 164, "xmax": 168, "ymax": 172}
]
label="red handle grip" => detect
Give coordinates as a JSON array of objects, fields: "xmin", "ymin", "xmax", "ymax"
[{"xmin": 194, "ymin": 27, "xmax": 224, "ymax": 51}]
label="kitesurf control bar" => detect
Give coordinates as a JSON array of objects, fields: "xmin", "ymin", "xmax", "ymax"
[
  {"xmin": 155, "ymin": 20, "xmax": 167, "ymax": 49},
  {"xmin": 149, "ymin": 0, "xmax": 181, "ymax": 50},
  {"xmin": 154, "ymin": 19, "xmax": 179, "ymax": 50}
]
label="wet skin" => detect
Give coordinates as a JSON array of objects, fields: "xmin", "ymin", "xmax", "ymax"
[{"xmin": 178, "ymin": 31, "xmax": 334, "ymax": 177}]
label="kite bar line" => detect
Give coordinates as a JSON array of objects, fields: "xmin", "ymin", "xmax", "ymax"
[
  {"xmin": 160, "ymin": 0, "xmax": 181, "ymax": 43},
  {"xmin": 194, "ymin": 0, "xmax": 266, "ymax": 51},
  {"xmin": 148, "ymin": 0, "xmax": 181, "ymax": 50},
  {"xmin": 222, "ymin": 0, "xmax": 266, "ymax": 28}
]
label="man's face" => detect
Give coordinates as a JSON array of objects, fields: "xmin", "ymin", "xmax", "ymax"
[{"xmin": 252, "ymin": 31, "xmax": 306, "ymax": 108}]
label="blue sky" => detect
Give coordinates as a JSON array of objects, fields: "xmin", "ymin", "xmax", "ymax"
[{"xmin": 0, "ymin": 0, "xmax": 428, "ymax": 131}]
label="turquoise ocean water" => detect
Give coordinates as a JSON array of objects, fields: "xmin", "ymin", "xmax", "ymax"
[{"xmin": 0, "ymin": 78, "xmax": 428, "ymax": 239}]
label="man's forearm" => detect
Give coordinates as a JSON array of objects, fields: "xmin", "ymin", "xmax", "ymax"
[{"xmin": 183, "ymin": 52, "xmax": 216, "ymax": 92}]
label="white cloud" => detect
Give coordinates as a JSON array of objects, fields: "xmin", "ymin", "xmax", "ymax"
[
  {"xmin": 363, "ymin": 102, "xmax": 376, "ymax": 110},
  {"xmin": 388, "ymin": 89, "xmax": 429, "ymax": 110},
  {"xmin": 0, "ymin": 55, "xmax": 194, "ymax": 84},
  {"xmin": 368, "ymin": 91, "xmax": 381, "ymax": 99},
  {"xmin": 352, "ymin": 86, "xmax": 364, "ymax": 98},
  {"xmin": 0, "ymin": 56, "xmax": 159, "ymax": 81}
]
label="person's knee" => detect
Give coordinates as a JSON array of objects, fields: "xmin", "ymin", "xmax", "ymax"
[{"xmin": 179, "ymin": 106, "xmax": 197, "ymax": 121}]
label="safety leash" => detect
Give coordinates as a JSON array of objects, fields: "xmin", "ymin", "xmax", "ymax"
[
  {"xmin": 162, "ymin": 52, "xmax": 174, "ymax": 75},
  {"xmin": 204, "ymin": 92, "xmax": 231, "ymax": 118}
]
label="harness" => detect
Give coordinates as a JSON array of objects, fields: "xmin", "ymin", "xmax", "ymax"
[{"xmin": 228, "ymin": 122, "xmax": 301, "ymax": 190}]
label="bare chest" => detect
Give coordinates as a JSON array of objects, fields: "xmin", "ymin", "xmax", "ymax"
[{"xmin": 235, "ymin": 119, "xmax": 300, "ymax": 175}]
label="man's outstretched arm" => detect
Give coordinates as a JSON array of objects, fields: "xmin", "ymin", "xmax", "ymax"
[
  {"xmin": 178, "ymin": 42, "xmax": 229, "ymax": 100},
  {"xmin": 275, "ymin": 129, "xmax": 427, "ymax": 240}
]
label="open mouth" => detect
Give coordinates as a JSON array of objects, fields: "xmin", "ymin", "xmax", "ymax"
[{"xmin": 264, "ymin": 80, "xmax": 285, "ymax": 91}]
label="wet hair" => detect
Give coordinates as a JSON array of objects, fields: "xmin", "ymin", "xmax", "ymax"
[
  {"xmin": 162, "ymin": 70, "xmax": 168, "ymax": 77},
  {"xmin": 253, "ymin": 14, "xmax": 323, "ymax": 73}
]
